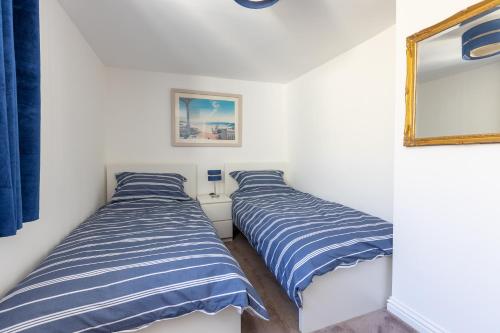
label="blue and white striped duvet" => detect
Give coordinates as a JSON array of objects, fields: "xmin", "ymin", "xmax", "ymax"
[
  {"xmin": 0, "ymin": 198, "xmax": 268, "ymax": 333},
  {"xmin": 231, "ymin": 187, "xmax": 393, "ymax": 308}
]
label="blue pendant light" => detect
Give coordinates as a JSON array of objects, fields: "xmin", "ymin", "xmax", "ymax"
[
  {"xmin": 234, "ymin": 0, "xmax": 279, "ymax": 9},
  {"xmin": 462, "ymin": 18, "xmax": 500, "ymax": 60}
]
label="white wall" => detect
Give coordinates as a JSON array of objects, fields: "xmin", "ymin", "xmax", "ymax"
[
  {"xmin": 389, "ymin": 1, "xmax": 500, "ymax": 332},
  {"xmin": 104, "ymin": 68, "xmax": 287, "ymax": 194},
  {"xmin": 286, "ymin": 27, "xmax": 395, "ymax": 221},
  {"xmin": 0, "ymin": 0, "xmax": 106, "ymax": 295},
  {"xmin": 417, "ymin": 61, "xmax": 500, "ymax": 137}
]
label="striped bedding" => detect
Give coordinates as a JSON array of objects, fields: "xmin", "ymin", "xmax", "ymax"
[
  {"xmin": 231, "ymin": 187, "xmax": 393, "ymax": 308},
  {"xmin": 229, "ymin": 170, "xmax": 288, "ymax": 191},
  {"xmin": 0, "ymin": 198, "xmax": 268, "ymax": 333},
  {"xmin": 112, "ymin": 172, "xmax": 191, "ymax": 202}
]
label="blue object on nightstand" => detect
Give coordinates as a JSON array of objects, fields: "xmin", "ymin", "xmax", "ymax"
[{"xmin": 207, "ymin": 170, "xmax": 222, "ymax": 197}]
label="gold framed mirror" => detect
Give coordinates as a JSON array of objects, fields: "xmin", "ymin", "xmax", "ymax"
[{"xmin": 404, "ymin": 0, "xmax": 500, "ymax": 147}]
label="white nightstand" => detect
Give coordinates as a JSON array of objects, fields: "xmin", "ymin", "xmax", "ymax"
[{"xmin": 198, "ymin": 194, "xmax": 233, "ymax": 241}]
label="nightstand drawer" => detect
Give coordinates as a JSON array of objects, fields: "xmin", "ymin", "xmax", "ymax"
[
  {"xmin": 213, "ymin": 220, "xmax": 232, "ymax": 239},
  {"xmin": 202, "ymin": 202, "xmax": 232, "ymax": 221}
]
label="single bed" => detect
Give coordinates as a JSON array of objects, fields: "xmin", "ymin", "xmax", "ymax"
[
  {"xmin": 225, "ymin": 162, "xmax": 392, "ymax": 333},
  {"xmin": 0, "ymin": 164, "xmax": 267, "ymax": 333}
]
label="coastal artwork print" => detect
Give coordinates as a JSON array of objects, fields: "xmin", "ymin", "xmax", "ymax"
[{"xmin": 171, "ymin": 89, "xmax": 242, "ymax": 147}]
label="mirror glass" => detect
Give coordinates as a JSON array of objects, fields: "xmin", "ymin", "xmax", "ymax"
[{"xmin": 415, "ymin": 6, "xmax": 500, "ymax": 138}]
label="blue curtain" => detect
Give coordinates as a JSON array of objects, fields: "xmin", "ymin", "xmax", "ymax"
[{"xmin": 0, "ymin": 0, "xmax": 40, "ymax": 237}]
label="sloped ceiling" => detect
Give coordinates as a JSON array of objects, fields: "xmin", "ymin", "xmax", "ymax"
[{"xmin": 59, "ymin": 0, "xmax": 395, "ymax": 83}]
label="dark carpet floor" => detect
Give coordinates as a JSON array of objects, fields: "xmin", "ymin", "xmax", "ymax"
[{"xmin": 226, "ymin": 233, "xmax": 416, "ymax": 333}]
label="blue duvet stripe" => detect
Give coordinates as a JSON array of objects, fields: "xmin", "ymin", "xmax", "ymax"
[
  {"xmin": 0, "ymin": 198, "xmax": 268, "ymax": 332},
  {"xmin": 231, "ymin": 187, "xmax": 393, "ymax": 308}
]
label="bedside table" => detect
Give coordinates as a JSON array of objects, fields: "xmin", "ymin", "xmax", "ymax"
[{"xmin": 198, "ymin": 194, "xmax": 233, "ymax": 241}]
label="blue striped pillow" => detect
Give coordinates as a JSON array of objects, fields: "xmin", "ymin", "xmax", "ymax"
[
  {"xmin": 229, "ymin": 170, "xmax": 288, "ymax": 192},
  {"xmin": 111, "ymin": 172, "xmax": 191, "ymax": 202}
]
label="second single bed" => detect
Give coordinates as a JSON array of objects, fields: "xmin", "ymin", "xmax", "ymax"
[{"xmin": 225, "ymin": 163, "xmax": 393, "ymax": 333}]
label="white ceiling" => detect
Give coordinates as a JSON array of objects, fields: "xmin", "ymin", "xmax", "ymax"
[{"xmin": 58, "ymin": 0, "xmax": 395, "ymax": 83}]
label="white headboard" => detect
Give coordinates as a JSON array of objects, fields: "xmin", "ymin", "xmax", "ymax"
[
  {"xmin": 106, "ymin": 164, "xmax": 197, "ymax": 202},
  {"xmin": 224, "ymin": 162, "xmax": 288, "ymax": 196}
]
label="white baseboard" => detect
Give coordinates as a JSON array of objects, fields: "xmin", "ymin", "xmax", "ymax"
[{"xmin": 387, "ymin": 297, "xmax": 448, "ymax": 333}]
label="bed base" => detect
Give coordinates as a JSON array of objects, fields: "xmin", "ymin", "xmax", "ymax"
[
  {"xmin": 299, "ymin": 256, "xmax": 392, "ymax": 333},
  {"xmin": 132, "ymin": 307, "xmax": 240, "ymax": 333}
]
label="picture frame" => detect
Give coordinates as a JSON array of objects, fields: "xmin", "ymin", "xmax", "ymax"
[{"xmin": 171, "ymin": 89, "xmax": 242, "ymax": 147}]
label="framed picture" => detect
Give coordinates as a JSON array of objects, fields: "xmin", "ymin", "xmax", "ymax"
[{"xmin": 171, "ymin": 89, "xmax": 242, "ymax": 147}]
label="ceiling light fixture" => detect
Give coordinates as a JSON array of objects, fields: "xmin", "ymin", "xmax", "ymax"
[
  {"xmin": 462, "ymin": 18, "xmax": 500, "ymax": 60},
  {"xmin": 234, "ymin": 0, "xmax": 279, "ymax": 9}
]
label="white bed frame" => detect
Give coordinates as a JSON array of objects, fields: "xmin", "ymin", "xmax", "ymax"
[
  {"xmin": 129, "ymin": 308, "xmax": 239, "ymax": 333},
  {"xmin": 106, "ymin": 164, "xmax": 241, "ymax": 333},
  {"xmin": 225, "ymin": 162, "xmax": 392, "ymax": 333}
]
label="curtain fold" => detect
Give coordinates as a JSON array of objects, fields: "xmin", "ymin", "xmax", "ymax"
[{"xmin": 0, "ymin": 0, "xmax": 40, "ymax": 237}]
